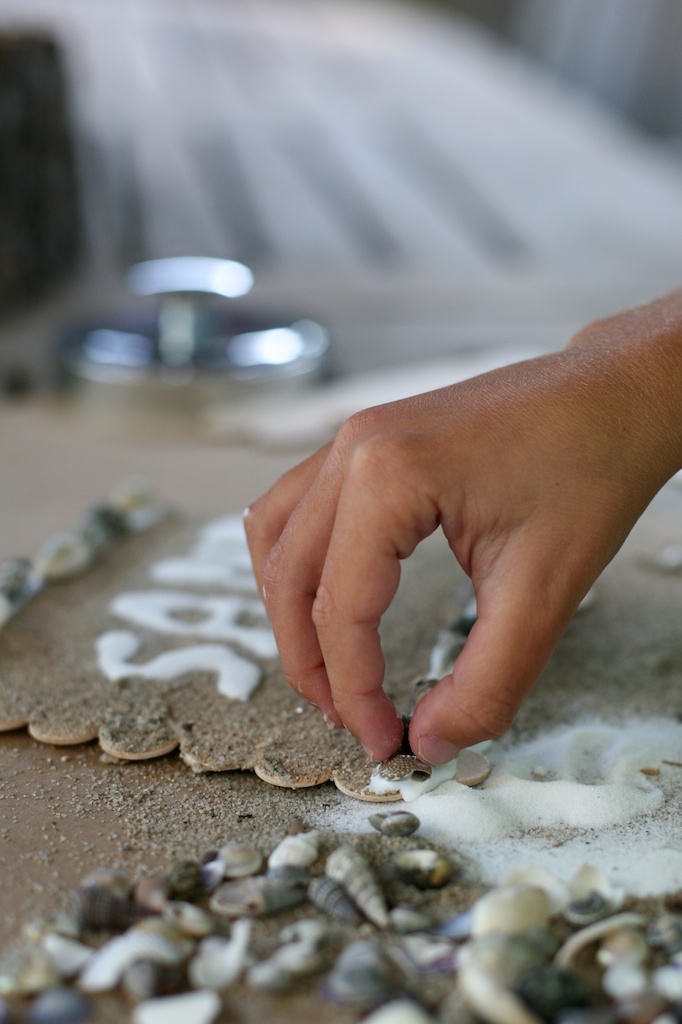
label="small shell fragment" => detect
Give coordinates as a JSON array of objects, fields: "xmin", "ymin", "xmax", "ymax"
[
  {"xmin": 217, "ymin": 843, "xmax": 262, "ymax": 879},
  {"xmin": 564, "ymin": 892, "xmax": 613, "ymax": 926},
  {"xmin": 78, "ymin": 931, "xmax": 188, "ymax": 993},
  {"xmin": 357, "ymin": 1000, "xmax": 438, "ymax": 1024},
  {"xmin": 392, "ymin": 850, "xmax": 453, "ymax": 890},
  {"xmin": 162, "ymin": 903, "xmax": 215, "ymax": 939},
  {"xmin": 389, "ymin": 906, "xmax": 435, "ymax": 934},
  {"xmin": 188, "ymin": 920, "xmax": 252, "ymax": 990},
  {"xmin": 458, "ymin": 965, "xmax": 544, "ymax": 1024},
  {"xmin": 267, "ymin": 830, "xmax": 320, "ymax": 871},
  {"xmin": 41, "ymin": 934, "xmax": 93, "ymax": 979},
  {"xmin": 554, "ymin": 913, "xmax": 646, "ymax": 969},
  {"xmin": 368, "ymin": 811, "xmax": 420, "ymax": 838},
  {"xmin": 34, "ymin": 533, "xmax": 93, "ymax": 583},
  {"xmin": 0, "ymin": 946, "xmax": 60, "ymax": 997},
  {"xmin": 209, "ymin": 876, "xmax": 304, "ymax": 919},
  {"xmin": 167, "ymin": 861, "xmax": 206, "ymax": 904},
  {"xmin": 132, "ymin": 989, "xmax": 222, "ymax": 1024}
]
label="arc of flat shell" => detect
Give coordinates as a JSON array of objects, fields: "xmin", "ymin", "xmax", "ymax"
[
  {"xmin": 554, "ymin": 912, "xmax": 646, "ymax": 969},
  {"xmin": 458, "ymin": 966, "xmax": 546, "ymax": 1024}
]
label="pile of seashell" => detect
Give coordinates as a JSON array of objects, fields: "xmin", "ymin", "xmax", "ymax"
[
  {"xmin": 2, "ymin": 812, "xmax": 682, "ymax": 1024},
  {"xmin": 0, "ymin": 478, "xmax": 167, "ymax": 630}
]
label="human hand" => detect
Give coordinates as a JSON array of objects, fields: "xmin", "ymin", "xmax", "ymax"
[{"xmin": 245, "ymin": 296, "xmax": 682, "ymax": 764}]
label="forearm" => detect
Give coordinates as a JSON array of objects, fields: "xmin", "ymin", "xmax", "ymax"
[{"xmin": 568, "ymin": 288, "xmax": 682, "ymax": 496}]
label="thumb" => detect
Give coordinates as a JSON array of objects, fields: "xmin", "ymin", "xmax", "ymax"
[{"xmin": 409, "ymin": 555, "xmax": 581, "ymax": 763}]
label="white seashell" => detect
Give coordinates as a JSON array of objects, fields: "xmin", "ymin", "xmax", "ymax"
[
  {"xmin": 358, "ymin": 998, "xmax": 438, "ymax": 1024},
  {"xmin": 554, "ymin": 912, "xmax": 646, "ymax": 969},
  {"xmin": 78, "ymin": 930, "xmax": 188, "ymax": 992},
  {"xmin": 218, "ymin": 843, "xmax": 262, "ymax": 879},
  {"xmin": 389, "ymin": 906, "xmax": 435, "ymax": 934},
  {"xmin": 500, "ymin": 865, "xmax": 569, "ymax": 915},
  {"xmin": 471, "ymin": 886, "xmax": 550, "ymax": 937},
  {"xmin": 132, "ymin": 989, "xmax": 222, "ymax": 1024},
  {"xmin": 21, "ymin": 912, "xmax": 80, "ymax": 943},
  {"xmin": 247, "ymin": 939, "xmax": 325, "ymax": 991},
  {"xmin": 458, "ymin": 966, "xmax": 545, "ymax": 1024},
  {"xmin": 42, "ymin": 933, "xmax": 94, "ymax": 978},
  {"xmin": 596, "ymin": 927, "xmax": 649, "ymax": 967},
  {"xmin": 267, "ymin": 831, "xmax": 320, "ymax": 871},
  {"xmin": 568, "ymin": 864, "xmax": 621, "ymax": 905},
  {"xmin": 653, "ymin": 965, "xmax": 682, "ymax": 1002},
  {"xmin": 34, "ymin": 532, "xmax": 93, "ymax": 582},
  {"xmin": 163, "ymin": 902, "xmax": 215, "ymax": 938},
  {"xmin": 400, "ymin": 934, "xmax": 457, "ymax": 973},
  {"xmin": 0, "ymin": 946, "xmax": 60, "ymax": 996},
  {"xmin": 279, "ymin": 919, "xmax": 330, "ymax": 946},
  {"xmin": 601, "ymin": 961, "xmax": 648, "ymax": 1000},
  {"xmin": 368, "ymin": 811, "xmax": 420, "ymax": 838},
  {"xmin": 457, "ymin": 933, "xmax": 551, "ymax": 988},
  {"xmin": 325, "ymin": 846, "xmax": 389, "ymax": 928},
  {"xmin": 188, "ymin": 919, "xmax": 251, "ymax": 990}
]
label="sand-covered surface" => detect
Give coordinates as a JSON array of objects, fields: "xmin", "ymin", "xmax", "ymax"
[{"xmin": 2, "ymin": 413, "xmax": 682, "ymax": 1022}]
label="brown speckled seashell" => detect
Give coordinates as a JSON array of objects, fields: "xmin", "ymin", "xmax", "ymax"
[
  {"xmin": 75, "ymin": 886, "xmax": 151, "ymax": 932},
  {"xmin": 376, "ymin": 753, "xmax": 432, "ymax": 782}
]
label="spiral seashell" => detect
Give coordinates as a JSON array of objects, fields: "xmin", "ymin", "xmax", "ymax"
[
  {"xmin": 325, "ymin": 846, "xmax": 389, "ymax": 928},
  {"xmin": 267, "ymin": 830, "xmax": 321, "ymax": 871},
  {"xmin": 376, "ymin": 755, "xmax": 431, "ymax": 783},
  {"xmin": 308, "ymin": 877, "xmax": 362, "ymax": 925},
  {"xmin": 81, "ymin": 868, "xmax": 132, "ymax": 901},
  {"xmin": 368, "ymin": 811, "xmax": 420, "ymax": 838},
  {"xmin": 75, "ymin": 886, "xmax": 150, "ymax": 932}
]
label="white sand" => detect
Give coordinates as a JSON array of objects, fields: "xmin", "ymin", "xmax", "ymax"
[{"xmin": 313, "ymin": 718, "xmax": 682, "ymax": 897}]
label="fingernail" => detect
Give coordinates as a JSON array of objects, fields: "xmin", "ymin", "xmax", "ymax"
[
  {"xmin": 417, "ymin": 734, "xmax": 460, "ymax": 765},
  {"xmin": 362, "ymin": 743, "xmax": 375, "ymax": 761},
  {"xmin": 322, "ymin": 712, "xmax": 341, "ymax": 731}
]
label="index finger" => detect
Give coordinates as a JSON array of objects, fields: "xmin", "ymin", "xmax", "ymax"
[{"xmin": 313, "ymin": 439, "xmax": 440, "ymax": 760}]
